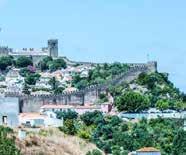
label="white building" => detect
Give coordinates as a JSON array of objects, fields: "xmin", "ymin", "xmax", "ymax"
[
  {"xmin": 40, "ymin": 103, "xmax": 111, "ymax": 115},
  {"xmin": 0, "ymin": 97, "xmax": 19, "ymax": 127},
  {"xmin": 19, "ymin": 112, "xmax": 63, "ymax": 128}
]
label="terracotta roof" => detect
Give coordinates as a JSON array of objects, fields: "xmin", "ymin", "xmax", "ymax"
[
  {"xmin": 137, "ymin": 147, "xmax": 160, "ymax": 152},
  {"xmin": 19, "ymin": 113, "xmax": 47, "ymax": 119}
]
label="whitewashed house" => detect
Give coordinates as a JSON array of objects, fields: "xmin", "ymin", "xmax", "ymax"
[
  {"xmin": 0, "ymin": 97, "xmax": 19, "ymax": 127},
  {"xmin": 19, "ymin": 112, "xmax": 63, "ymax": 127}
]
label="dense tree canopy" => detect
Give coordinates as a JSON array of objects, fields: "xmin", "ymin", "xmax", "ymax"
[
  {"xmin": 115, "ymin": 91, "xmax": 150, "ymax": 112},
  {"xmin": 56, "ymin": 110, "xmax": 78, "ymax": 121},
  {"xmin": 16, "ymin": 56, "xmax": 33, "ymax": 68},
  {"xmin": 38, "ymin": 56, "xmax": 53, "ymax": 71},
  {"xmin": 39, "ymin": 57, "xmax": 67, "ymax": 72},
  {"xmin": 0, "ymin": 56, "xmax": 14, "ymax": 70},
  {"xmin": 59, "ymin": 109, "xmax": 184, "ymax": 155},
  {"xmin": 80, "ymin": 111, "xmax": 104, "ymax": 126},
  {"xmin": 72, "ymin": 63, "xmax": 129, "ymax": 89},
  {"xmin": 172, "ymin": 129, "xmax": 186, "ymax": 155}
]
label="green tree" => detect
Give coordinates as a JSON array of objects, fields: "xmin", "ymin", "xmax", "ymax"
[
  {"xmin": 56, "ymin": 109, "xmax": 78, "ymax": 121},
  {"xmin": 38, "ymin": 56, "xmax": 53, "ymax": 71},
  {"xmin": 156, "ymin": 99, "xmax": 169, "ymax": 111},
  {"xmin": 19, "ymin": 67, "xmax": 31, "ymax": 77},
  {"xmin": 115, "ymin": 91, "xmax": 150, "ymax": 112},
  {"xmin": 54, "ymin": 87, "xmax": 65, "ymax": 94},
  {"xmin": 172, "ymin": 129, "xmax": 186, "ymax": 155},
  {"xmin": 25, "ymin": 73, "xmax": 40, "ymax": 85},
  {"xmin": 75, "ymin": 79, "xmax": 89, "ymax": 90},
  {"xmin": 99, "ymin": 93, "xmax": 109, "ymax": 103},
  {"xmin": 80, "ymin": 111, "xmax": 104, "ymax": 126},
  {"xmin": 48, "ymin": 58, "xmax": 67, "ymax": 71},
  {"xmin": 0, "ymin": 56, "xmax": 14, "ymax": 70},
  {"xmin": 49, "ymin": 77, "xmax": 58, "ymax": 90},
  {"xmin": 16, "ymin": 56, "xmax": 33, "ymax": 68}
]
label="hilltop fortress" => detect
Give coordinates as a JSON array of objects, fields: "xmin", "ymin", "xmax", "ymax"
[
  {"xmin": 0, "ymin": 39, "xmax": 157, "ymax": 112},
  {"xmin": 0, "ymin": 39, "xmax": 157, "ymax": 72},
  {"xmin": 0, "ymin": 39, "xmax": 58, "ymax": 65}
]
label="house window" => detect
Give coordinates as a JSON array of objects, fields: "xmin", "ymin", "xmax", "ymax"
[{"xmin": 2, "ymin": 116, "xmax": 7, "ymax": 125}]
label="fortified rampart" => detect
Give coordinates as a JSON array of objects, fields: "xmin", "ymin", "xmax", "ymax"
[
  {"xmin": 4, "ymin": 62, "xmax": 157, "ymax": 112},
  {"xmin": 62, "ymin": 56, "xmax": 157, "ymax": 72}
]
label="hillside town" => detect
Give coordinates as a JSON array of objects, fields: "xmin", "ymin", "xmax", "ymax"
[{"xmin": 0, "ymin": 39, "xmax": 185, "ymax": 155}]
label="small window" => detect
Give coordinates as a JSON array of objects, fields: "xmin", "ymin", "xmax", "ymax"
[{"xmin": 2, "ymin": 116, "xmax": 7, "ymax": 125}]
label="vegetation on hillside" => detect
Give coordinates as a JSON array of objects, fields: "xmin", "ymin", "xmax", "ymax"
[
  {"xmin": 0, "ymin": 56, "xmax": 14, "ymax": 71},
  {"xmin": 16, "ymin": 128, "xmax": 101, "ymax": 155},
  {"xmin": 72, "ymin": 63, "xmax": 129, "ymax": 89},
  {"xmin": 58, "ymin": 111, "xmax": 185, "ymax": 155},
  {"xmin": 0, "ymin": 126, "xmax": 20, "ymax": 155},
  {"xmin": 111, "ymin": 72, "xmax": 185, "ymax": 112},
  {"xmin": 38, "ymin": 56, "xmax": 67, "ymax": 71}
]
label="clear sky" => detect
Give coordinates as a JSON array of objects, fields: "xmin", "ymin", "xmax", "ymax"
[{"xmin": 0, "ymin": 0, "xmax": 186, "ymax": 92}]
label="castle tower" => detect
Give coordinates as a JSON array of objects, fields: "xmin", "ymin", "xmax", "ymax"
[
  {"xmin": 147, "ymin": 61, "xmax": 157, "ymax": 73},
  {"xmin": 48, "ymin": 39, "xmax": 58, "ymax": 58}
]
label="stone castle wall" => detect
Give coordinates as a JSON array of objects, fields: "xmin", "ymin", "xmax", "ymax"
[{"xmin": 4, "ymin": 63, "xmax": 156, "ymax": 112}]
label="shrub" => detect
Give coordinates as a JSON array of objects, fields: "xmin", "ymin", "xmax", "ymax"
[
  {"xmin": 59, "ymin": 119, "xmax": 77, "ymax": 135},
  {"xmin": 86, "ymin": 149, "xmax": 102, "ymax": 155},
  {"xmin": 78, "ymin": 129, "xmax": 91, "ymax": 140},
  {"xmin": 0, "ymin": 126, "xmax": 20, "ymax": 155}
]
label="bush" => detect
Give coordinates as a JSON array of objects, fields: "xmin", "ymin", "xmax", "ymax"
[
  {"xmin": 59, "ymin": 119, "xmax": 77, "ymax": 135},
  {"xmin": 78, "ymin": 129, "xmax": 91, "ymax": 140},
  {"xmin": 99, "ymin": 93, "xmax": 109, "ymax": 103},
  {"xmin": 86, "ymin": 149, "xmax": 102, "ymax": 155},
  {"xmin": 0, "ymin": 126, "xmax": 20, "ymax": 155}
]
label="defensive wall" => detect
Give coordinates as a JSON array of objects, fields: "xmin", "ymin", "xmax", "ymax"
[{"xmin": 4, "ymin": 61, "xmax": 157, "ymax": 112}]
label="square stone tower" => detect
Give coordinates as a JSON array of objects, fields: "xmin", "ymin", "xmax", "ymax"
[{"xmin": 48, "ymin": 39, "xmax": 58, "ymax": 58}]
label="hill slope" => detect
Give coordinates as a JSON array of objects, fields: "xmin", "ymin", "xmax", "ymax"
[{"xmin": 16, "ymin": 128, "xmax": 102, "ymax": 155}]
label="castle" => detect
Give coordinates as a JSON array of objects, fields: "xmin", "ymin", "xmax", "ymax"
[{"xmin": 0, "ymin": 39, "xmax": 58, "ymax": 65}]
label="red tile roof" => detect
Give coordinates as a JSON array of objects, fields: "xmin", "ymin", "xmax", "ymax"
[{"xmin": 137, "ymin": 147, "xmax": 160, "ymax": 152}]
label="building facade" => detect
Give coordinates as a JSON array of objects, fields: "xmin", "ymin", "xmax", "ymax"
[{"xmin": 0, "ymin": 97, "xmax": 19, "ymax": 127}]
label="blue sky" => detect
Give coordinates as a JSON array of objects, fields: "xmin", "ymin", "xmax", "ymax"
[{"xmin": 0, "ymin": 0, "xmax": 186, "ymax": 92}]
